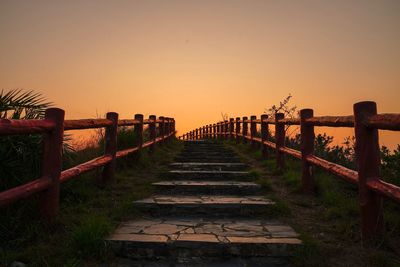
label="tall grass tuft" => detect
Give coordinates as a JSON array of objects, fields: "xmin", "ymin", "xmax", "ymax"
[{"xmin": 71, "ymin": 216, "xmax": 112, "ymax": 260}]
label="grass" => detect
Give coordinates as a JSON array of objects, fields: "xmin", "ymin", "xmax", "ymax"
[
  {"xmin": 226, "ymin": 140, "xmax": 400, "ymax": 267},
  {"xmin": 0, "ymin": 138, "xmax": 183, "ymax": 266}
]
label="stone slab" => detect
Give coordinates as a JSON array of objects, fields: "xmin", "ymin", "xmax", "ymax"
[
  {"xmin": 108, "ymin": 218, "xmax": 301, "ymax": 259},
  {"xmin": 134, "ymin": 195, "xmax": 275, "ymax": 217}
]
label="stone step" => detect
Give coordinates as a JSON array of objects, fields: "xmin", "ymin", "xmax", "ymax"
[
  {"xmin": 110, "ymin": 257, "xmax": 293, "ymax": 267},
  {"xmin": 180, "ymin": 152, "xmax": 234, "ymax": 156},
  {"xmin": 169, "ymin": 162, "xmax": 248, "ymax": 171},
  {"xmin": 167, "ymin": 170, "xmax": 251, "ymax": 180},
  {"xmin": 134, "ymin": 195, "xmax": 275, "ymax": 217},
  {"xmin": 153, "ymin": 181, "xmax": 262, "ymax": 195},
  {"xmin": 108, "ymin": 217, "xmax": 301, "ymax": 262},
  {"xmin": 181, "ymin": 148, "xmax": 233, "ymax": 153},
  {"xmin": 174, "ymin": 156, "xmax": 242, "ymax": 163}
]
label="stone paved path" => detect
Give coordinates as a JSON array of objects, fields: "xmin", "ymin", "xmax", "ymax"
[{"xmin": 108, "ymin": 140, "xmax": 301, "ymax": 266}]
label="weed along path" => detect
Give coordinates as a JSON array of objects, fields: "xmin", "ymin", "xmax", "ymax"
[{"xmin": 107, "ymin": 140, "xmax": 301, "ymax": 266}]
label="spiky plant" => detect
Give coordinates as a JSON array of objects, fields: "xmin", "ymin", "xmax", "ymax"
[
  {"xmin": 0, "ymin": 89, "xmax": 52, "ymax": 119},
  {"xmin": 0, "ymin": 89, "xmax": 73, "ymax": 190}
]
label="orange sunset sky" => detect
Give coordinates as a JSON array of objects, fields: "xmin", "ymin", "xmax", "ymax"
[{"xmin": 1, "ymin": 1, "xmax": 399, "ymax": 148}]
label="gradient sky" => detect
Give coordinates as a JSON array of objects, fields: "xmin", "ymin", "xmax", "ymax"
[{"xmin": 1, "ymin": 0, "xmax": 399, "ymax": 148}]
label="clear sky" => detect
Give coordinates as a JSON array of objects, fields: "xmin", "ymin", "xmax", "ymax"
[{"xmin": 1, "ymin": 0, "xmax": 399, "ymax": 148}]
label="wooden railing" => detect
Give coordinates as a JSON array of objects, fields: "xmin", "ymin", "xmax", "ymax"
[
  {"xmin": 179, "ymin": 101, "xmax": 400, "ymax": 241},
  {"xmin": 0, "ymin": 108, "xmax": 175, "ymax": 220}
]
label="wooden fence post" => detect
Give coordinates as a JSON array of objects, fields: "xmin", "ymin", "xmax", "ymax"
[
  {"xmin": 172, "ymin": 118, "xmax": 176, "ymax": 138},
  {"xmin": 354, "ymin": 101, "xmax": 383, "ymax": 241},
  {"xmin": 242, "ymin": 117, "xmax": 248, "ymax": 143},
  {"xmin": 225, "ymin": 120, "xmax": 229, "ymax": 140},
  {"xmin": 134, "ymin": 114, "xmax": 144, "ymax": 149},
  {"xmin": 165, "ymin": 117, "xmax": 170, "ymax": 141},
  {"xmin": 209, "ymin": 124, "xmax": 212, "ymax": 139},
  {"xmin": 300, "ymin": 109, "xmax": 315, "ymax": 193},
  {"xmin": 149, "ymin": 115, "xmax": 156, "ymax": 151},
  {"xmin": 196, "ymin": 128, "xmax": 199, "ymax": 140},
  {"xmin": 216, "ymin": 122, "xmax": 220, "ymax": 139},
  {"xmin": 100, "ymin": 112, "xmax": 118, "ymax": 185},
  {"xmin": 275, "ymin": 113, "xmax": 285, "ymax": 171},
  {"xmin": 39, "ymin": 108, "xmax": 65, "ymax": 221},
  {"xmin": 213, "ymin": 123, "xmax": 216, "ymax": 139},
  {"xmin": 235, "ymin": 117, "xmax": 241, "ymax": 143},
  {"xmin": 250, "ymin": 115, "xmax": 257, "ymax": 148},
  {"xmin": 159, "ymin": 116, "xmax": 165, "ymax": 144},
  {"xmin": 229, "ymin": 118, "xmax": 234, "ymax": 140},
  {"xmin": 261, "ymin": 114, "xmax": 269, "ymax": 158}
]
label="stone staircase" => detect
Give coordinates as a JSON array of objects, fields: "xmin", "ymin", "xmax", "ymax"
[{"xmin": 108, "ymin": 140, "xmax": 301, "ymax": 266}]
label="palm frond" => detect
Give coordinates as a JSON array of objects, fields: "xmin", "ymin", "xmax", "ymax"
[{"xmin": 0, "ymin": 89, "xmax": 52, "ymax": 119}]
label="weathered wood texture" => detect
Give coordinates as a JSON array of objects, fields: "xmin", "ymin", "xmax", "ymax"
[
  {"xmin": 179, "ymin": 100, "xmax": 400, "ymax": 242},
  {"xmin": 0, "ymin": 108, "xmax": 175, "ymax": 219}
]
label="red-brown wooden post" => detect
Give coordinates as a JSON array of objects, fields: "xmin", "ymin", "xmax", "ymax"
[
  {"xmin": 159, "ymin": 116, "xmax": 165, "ymax": 143},
  {"xmin": 216, "ymin": 122, "xmax": 220, "ymax": 139},
  {"xmin": 275, "ymin": 113, "xmax": 285, "ymax": 171},
  {"xmin": 165, "ymin": 117, "xmax": 171, "ymax": 140},
  {"xmin": 149, "ymin": 115, "xmax": 156, "ymax": 151},
  {"xmin": 213, "ymin": 123, "xmax": 216, "ymax": 139},
  {"xmin": 202, "ymin": 126, "xmax": 206, "ymax": 139},
  {"xmin": 242, "ymin": 117, "xmax": 248, "ymax": 143},
  {"xmin": 221, "ymin": 121, "xmax": 225, "ymax": 139},
  {"xmin": 196, "ymin": 128, "xmax": 199, "ymax": 140},
  {"xmin": 300, "ymin": 109, "xmax": 315, "ymax": 193},
  {"xmin": 235, "ymin": 117, "xmax": 241, "ymax": 143},
  {"xmin": 134, "ymin": 114, "xmax": 144, "ymax": 149},
  {"xmin": 224, "ymin": 120, "xmax": 229, "ymax": 139},
  {"xmin": 354, "ymin": 101, "xmax": 383, "ymax": 241},
  {"xmin": 39, "ymin": 108, "xmax": 65, "ymax": 221},
  {"xmin": 172, "ymin": 118, "xmax": 176, "ymax": 138},
  {"xmin": 261, "ymin": 114, "xmax": 269, "ymax": 158},
  {"xmin": 209, "ymin": 124, "xmax": 212, "ymax": 139},
  {"xmin": 100, "ymin": 112, "xmax": 118, "ymax": 185},
  {"xmin": 229, "ymin": 118, "xmax": 234, "ymax": 140},
  {"xmin": 166, "ymin": 117, "xmax": 171, "ymax": 138},
  {"xmin": 250, "ymin": 115, "xmax": 257, "ymax": 148}
]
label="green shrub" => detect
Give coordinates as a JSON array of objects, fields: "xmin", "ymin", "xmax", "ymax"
[{"xmin": 71, "ymin": 216, "xmax": 111, "ymax": 260}]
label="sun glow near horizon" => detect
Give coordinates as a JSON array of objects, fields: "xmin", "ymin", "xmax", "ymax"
[{"xmin": 1, "ymin": 0, "xmax": 399, "ymax": 148}]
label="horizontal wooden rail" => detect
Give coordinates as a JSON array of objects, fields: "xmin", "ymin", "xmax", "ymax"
[
  {"xmin": 0, "ymin": 109, "xmax": 176, "ymax": 221},
  {"xmin": 180, "ymin": 100, "xmax": 400, "ymax": 242},
  {"xmin": 304, "ymin": 115, "xmax": 354, "ymax": 127},
  {"xmin": 279, "ymin": 146, "xmax": 302, "ymax": 159},
  {"xmin": 60, "ymin": 155, "xmax": 113, "ymax": 183},
  {"xmin": 367, "ymin": 180, "xmax": 400, "ymax": 204},
  {"xmin": 118, "ymin": 119, "xmax": 140, "ymax": 127},
  {"xmin": 0, "ymin": 177, "xmax": 52, "ymax": 207},
  {"xmin": 0, "ymin": 119, "xmax": 55, "ymax": 135},
  {"xmin": 64, "ymin": 119, "xmax": 113, "ymax": 130},
  {"xmin": 306, "ymin": 155, "xmax": 358, "ymax": 184},
  {"xmin": 366, "ymin": 114, "xmax": 400, "ymax": 131}
]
